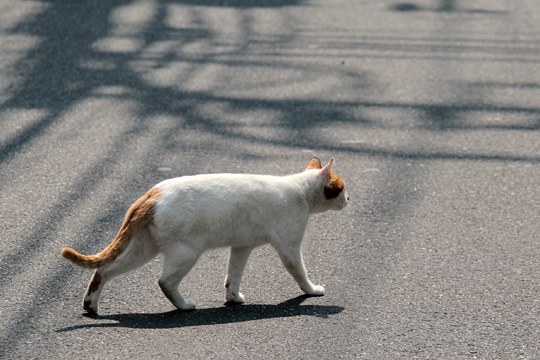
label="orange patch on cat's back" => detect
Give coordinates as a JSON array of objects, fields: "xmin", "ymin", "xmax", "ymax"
[
  {"xmin": 99, "ymin": 186, "xmax": 161, "ymax": 265},
  {"xmin": 109, "ymin": 187, "xmax": 161, "ymax": 250},
  {"xmin": 126, "ymin": 187, "xmax": 161, "ymax": 232},
  {"xmin": 324, "ymin": 173, "xmax": 346, "ymax": 199},
  {"xmin": 114, "ymin": 187, "xmax": 161, "ymax": 244},
  {"xmin": 61, "ymin": 187, "xmax": 162, "ymax": 269}
]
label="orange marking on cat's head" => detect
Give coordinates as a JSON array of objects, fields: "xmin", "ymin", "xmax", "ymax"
[
  {"xmin": 324, "ymin": 173, "xmax": 346, "ymax": 199},
  {"xmin": 305, "ymin": 156, "xmax": 323, "ymax": 170},
  {"xmin": 307, "ymin": 156, "xmax": 346, "ymax": 199}
]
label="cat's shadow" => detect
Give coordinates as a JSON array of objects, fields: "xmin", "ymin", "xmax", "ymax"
[{"xmin": 56, "ymin": 295, "xmax": 344, "ymax": 332}]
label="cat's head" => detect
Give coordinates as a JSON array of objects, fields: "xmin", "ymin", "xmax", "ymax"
[{"xmin": 305, "ymin": 156, "xmax": 349, "ymax": 212}]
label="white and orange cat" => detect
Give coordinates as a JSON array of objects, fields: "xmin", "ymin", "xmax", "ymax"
[{"xmin": 61, "ymin": 156, "xmax": 348, "ymax": 314}]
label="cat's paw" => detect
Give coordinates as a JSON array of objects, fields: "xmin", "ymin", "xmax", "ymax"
[
  {"xmin": 83, "ymin": 299, "xmax": 98, "ymax": 315},
  {"xmin": 226, "ymin": 291, "xmax": 245, "ymax": 304},
  {"xmin": 305, "ymin": 285, "xmax": 325, "ymax": 297},
  {"xmin": 179, "ymin": 298, "xmax": 197, "ymax": 311}
]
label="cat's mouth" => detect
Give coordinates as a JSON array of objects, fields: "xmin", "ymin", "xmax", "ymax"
[
  {"xmin": 339, "ymin": 193, "xmax": 350, "ymax": 210},
  {"xmin": 336, "ymin": 201, "xmax": 348, "ymax": 210}
]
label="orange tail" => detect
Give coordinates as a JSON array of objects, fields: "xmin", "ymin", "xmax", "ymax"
[{"xmin": 60, "ymin": 187, "xmax": 161, "ymax": 269}]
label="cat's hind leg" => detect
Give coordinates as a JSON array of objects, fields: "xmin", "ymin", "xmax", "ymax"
[
  {"xmin": 83, "ymin": 270, "xmax": 105, "ymax": 315},
  {"xmin": 225, "ymin": 246, "xmax": 255, "ymax": 304},
  {"xmin": 158, "ymin": 244, "xmax": 200, "ymax": 311},
  {"xmin": 82, "ymin": 229, "xmax": 158, "ymax": 314}
]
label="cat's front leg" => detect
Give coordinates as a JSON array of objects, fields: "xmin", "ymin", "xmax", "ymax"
[
  {"xmin": 273, "ymin": 243, "xmax": 325, "ymax": 297},
  {"xmin": 225, "ymin": 246, "xmax": 255, "ymax": 303}
]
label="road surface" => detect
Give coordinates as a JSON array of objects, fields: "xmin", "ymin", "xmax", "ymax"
[{"xmin": 1, "ymin": 0, "xmax": 539, "ymax": 358}]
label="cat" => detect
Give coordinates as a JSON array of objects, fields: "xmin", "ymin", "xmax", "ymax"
[{"xmin": 61, "ymin": 156, "xmax": 349, "ymax": 314}]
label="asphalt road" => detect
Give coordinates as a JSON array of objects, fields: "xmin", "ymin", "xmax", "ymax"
[{"xmin": 1, "ymin": 0, "xmax": 539, "ymax": 359}]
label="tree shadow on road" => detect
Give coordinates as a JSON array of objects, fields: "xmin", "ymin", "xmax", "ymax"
[
  {"xmin": 175, "ymin": 0, "xmax": 305, "ymax": 7},
  {"xmin": 391, "ymin": 0, "xmax": 507, "ymax": 14},
  {"xmin": 55, "ymin": 295, "xmax": 344, "ymax": 332}
]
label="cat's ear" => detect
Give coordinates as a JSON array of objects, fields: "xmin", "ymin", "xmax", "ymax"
[
  {"xmin": 320, "ymin": 158, "xmax": 335, "ymax": 178},
  {"xmin": 305, "ymin": 156, "xmax": 323, "ymax": 170},
  {"xmin": 321, "ymin": 158, "xmax": 346, "ymax": 199}
]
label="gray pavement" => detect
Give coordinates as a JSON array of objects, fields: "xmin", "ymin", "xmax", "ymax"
[{"xmin": 1, "ymin": 0, "xmax": 539, "ymax": 359}]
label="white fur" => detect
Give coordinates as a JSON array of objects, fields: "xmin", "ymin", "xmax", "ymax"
[{"xmin": 84, "ymin": 160, "xmax": 348, "ymax": 312}]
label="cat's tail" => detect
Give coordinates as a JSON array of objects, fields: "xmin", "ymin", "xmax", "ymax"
[{"xmin": 60, "ymin": 188, "xmax": 161, "ymax": 269}]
